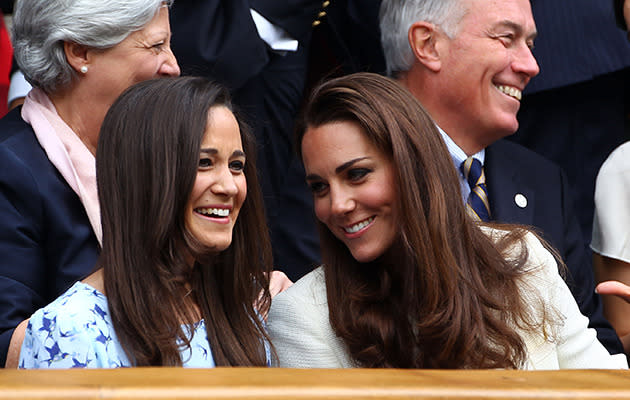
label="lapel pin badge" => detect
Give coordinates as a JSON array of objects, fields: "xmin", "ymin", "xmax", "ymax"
[{"xmin": 514, "ymin": 193, "xmax": 527, "ymax": 209}]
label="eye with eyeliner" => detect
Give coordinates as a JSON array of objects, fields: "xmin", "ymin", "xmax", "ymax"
[
  {"xmin": 347, "ymin": 167, "xmax": 371, "ymax": 181},
  {"xmin": 229, "ymin": 159, "xmax": 245, "ymax": 172},
  {"xmin": 308, "ymin": 180, "xmax": 328, "ymax": 196},
  {"xmin": 199, "ymin": 157, "xmax": 212, "ymax": 169}
]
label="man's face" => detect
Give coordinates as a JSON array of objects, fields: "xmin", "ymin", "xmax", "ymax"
[{"xmin": 436, "ymin": 0, "xmax": 539, "ymax": 149}]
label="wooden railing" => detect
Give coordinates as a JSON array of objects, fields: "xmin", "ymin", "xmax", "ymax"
[{"xmin": 1, "ymin": 368, "xmax": 630, "ymax": 399}]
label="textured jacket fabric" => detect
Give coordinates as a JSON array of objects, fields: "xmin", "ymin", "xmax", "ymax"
[{"xmin": 268, "ymin": 231, "xmax": 628, "ymax": 369}]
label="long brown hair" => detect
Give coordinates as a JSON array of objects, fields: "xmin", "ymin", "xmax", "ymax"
[
  {"xmin": 296, "ymin": 72, "xmax": 552, "ymax": 369},
  {"xmin": 96, "ymin": 76, "xmax": 272, "ymax": 366}
]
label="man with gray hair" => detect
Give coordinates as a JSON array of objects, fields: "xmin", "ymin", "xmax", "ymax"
[{"xmin": 379, "ymin": 0, "xmax": 624, "ymax": 354}]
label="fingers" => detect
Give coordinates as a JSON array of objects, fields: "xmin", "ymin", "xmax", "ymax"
[
  {"xmin": 269, "ymin": 270, "xmax": 293, "ymax": 298},
  {"xmin": 596, "ymin": 280, "xmax": 630, "ymax": 304}
]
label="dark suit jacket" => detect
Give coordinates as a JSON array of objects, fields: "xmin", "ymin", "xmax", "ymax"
[
  {"xmin": 526, "ymin": 0, "xmax": 630, "ymax": 93},
  {"xmin": 0, "ymin": 108, "xmax": 100, "ymax": 365},
  {"xmin": 485, "ymin": 139, "xmax": 623, "ymax": 354}
]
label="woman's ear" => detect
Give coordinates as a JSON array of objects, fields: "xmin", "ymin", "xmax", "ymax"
[
  {"xmin": 64, "ymin": 41, "xmax": 90, "ymax": 74},
  {"xmin": 408, "ymin": 21, "xmax": 442, "ymax": 72}
]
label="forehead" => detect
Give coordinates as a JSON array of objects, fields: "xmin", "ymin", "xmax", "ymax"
[
  {"xmin": 459, "ymin": 0, "xmax": 536, "ymax": 35},
  {"xmin": 303, "ymin": 121, "xmax": 373, "ymax": 152},
  {"xmin": 130, "ymin": 7, "xmax": 171, "ymax": 39},
  {"xmin": 301, "ymin": 120, "xmax": 387, "ymax": 170},
  {"xmin": 202, "ymin": 106, "xmax": 242, "ymax": 149}
]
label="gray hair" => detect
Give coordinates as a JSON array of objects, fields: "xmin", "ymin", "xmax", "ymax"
[
  {"xmin": 12, "ymin": 0, "xmax": 173, "ymax": 94},
  {"xmin": 379, "ymin": 0, "xmax": 467, "ymax": 76}
]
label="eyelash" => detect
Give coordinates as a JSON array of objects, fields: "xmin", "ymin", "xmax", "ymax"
[
  {"xmin": 309, "ymin": 181, "xmax": 328, "ymax": 196},
  {"xmin": 347, "ymin": 168, "xmax": 371, "ymax": 181},
  {"xmin": 307, "ymin": 168, "xmax": 371, "ymax": 196},
  {"xmin": 198, "ymin": 158, "xmax": 245, "ymax": 172},
  {"xmin": 199, "ymin": 157, "xmax": 212, "ymax": 168},
  {"xmin": 229, "ymin": 160, "xmax": 245, "ymax": 172},
  {"xmin": 151, "ymin": 42, "xmax": 165, "ymax": 53}
]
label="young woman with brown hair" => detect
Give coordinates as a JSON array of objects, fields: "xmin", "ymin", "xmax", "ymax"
[
  {"xmin": 267, "ymin": 72, "xmax": 627, "ymax": 369},
  {"xmin": 19, "ymin": 76, "xmax": 273, "ymax": 367}
]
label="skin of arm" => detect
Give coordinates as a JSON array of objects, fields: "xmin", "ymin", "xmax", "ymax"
[
  {"xmin": 594, "ymin": 253, "xmax": 630, "ymax": 352},
  {"xmin": 5, "ymin": 319, "xmax": 29, "ymax": 368}
]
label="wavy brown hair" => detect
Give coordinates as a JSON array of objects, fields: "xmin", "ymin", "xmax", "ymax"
[
  {"xmin": 96, "ymin": 77, "xmax": 272, "ymax": 366},
  {"xmin": 296, "ymin": 72, "xmax": 553, "ymax": 369}
]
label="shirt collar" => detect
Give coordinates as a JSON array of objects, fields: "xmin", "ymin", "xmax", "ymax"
[{"xmin": 436, "ymin": 125, "xmax": 485, "ymax": 167}]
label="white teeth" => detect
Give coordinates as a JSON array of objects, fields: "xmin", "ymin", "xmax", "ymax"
[
  {"xmin": 196, "ymin": 207, "xmax": 229, "ymax": 217},
  {"xmin": 344, "ymin": 217, "xmax": 374, "ymax": 233},
  {"xmin": 495, "ymin": 85, "xmax": 522, "ymax": 101}
]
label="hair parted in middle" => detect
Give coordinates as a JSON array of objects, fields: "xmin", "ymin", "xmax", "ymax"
[
  {"xmin": 96, "ymin": 76, "xmax": 273, "ymax": 366},
  {"xmin": 296, "ymin": 72, "xmax": 555, "ymax": 369}
]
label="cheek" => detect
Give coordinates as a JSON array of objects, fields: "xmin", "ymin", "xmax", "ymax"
[
  {"xmin": 312, "ymin": 197, "xmax": 330, "ymax": 223},
  {"xmin": 361, "ymin": 184, "xmax": 394, "ymax": 209},
  {"xmin": 133, "ymin": 57, "xmax": 160, "ymax": 82},
  {"xmin": 189, "ymin": 176, "xmax": 205, "ymax": 201},
  {"xmin": 236, "ymin": 176, "xmax": 247, "ymax": 209}
]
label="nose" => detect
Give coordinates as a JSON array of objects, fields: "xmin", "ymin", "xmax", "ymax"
[
  {"xmin": 329, "ymin": 186, "xmax": 355, "ymax": 216},
  {"xmin": 160, "ymin": 47, "xmax": 181, "ymax": 77},
  {"xmin": 512, "ymin": 44, "xmax": 539, "ymax": 81},
  {"xmin": 211, "ymin": 167, "xmax": 239, "ymax": 197}
]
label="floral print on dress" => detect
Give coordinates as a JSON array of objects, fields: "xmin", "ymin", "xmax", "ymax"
[{"xmin": 19, "ymin": 281, "xmax": 216, "ymax": 368}]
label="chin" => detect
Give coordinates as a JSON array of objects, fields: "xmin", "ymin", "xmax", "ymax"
[
  {"xmin": 350, "ymin": 248, "xmax": 382, "ymax": 264},
  {"xmin": 200, "ymin": 237, "xmax": 232, "ymax": 253}
]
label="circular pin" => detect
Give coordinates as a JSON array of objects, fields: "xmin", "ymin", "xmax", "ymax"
[{"xmin": 514, "ymin": 193, "xmax": 527, "ymax": 208}]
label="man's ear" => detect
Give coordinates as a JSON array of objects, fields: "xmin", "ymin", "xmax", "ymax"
[
  {"xmin": 64, "ymin": 41, "xmax": 90, "ymax": 74},
  {"xmin": 408, "ymin": 21, "xmax": 442, "ymax": 72}
]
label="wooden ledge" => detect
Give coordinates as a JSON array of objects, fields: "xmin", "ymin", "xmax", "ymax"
[{"xmin": 0, "ymin": 368, "xmax": 629, "ymax": 399}]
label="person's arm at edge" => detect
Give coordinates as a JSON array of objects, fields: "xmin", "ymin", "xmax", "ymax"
[{"xmin": 5, "ymin": 319, "xmax": 28, "ymax": 368}]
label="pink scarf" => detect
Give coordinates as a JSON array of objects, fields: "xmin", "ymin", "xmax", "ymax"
[{"xmin": 21, "ymin": 88, "xmax": 102, "ymax": 244}]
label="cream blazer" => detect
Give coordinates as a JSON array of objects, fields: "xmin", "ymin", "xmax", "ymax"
[{"xmin": 268, "ymin": 230, "xmax": 628, "ymax": 369}]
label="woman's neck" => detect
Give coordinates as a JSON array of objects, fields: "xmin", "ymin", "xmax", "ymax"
[
  {"xmin": 48, "ymin": 87, "xmax": 104, "ymax": 155},
  {"xmin": 82, "ymin": 268, "xmax": 105, "ymax": 293}
]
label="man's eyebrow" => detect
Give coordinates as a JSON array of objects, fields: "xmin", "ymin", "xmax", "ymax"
[{"xmin": 493, "ymin": 20, "xmax": 537, "ymax": 41}]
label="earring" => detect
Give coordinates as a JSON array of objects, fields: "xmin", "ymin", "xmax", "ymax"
[{"xmin": 80, "ymin": 65, "xmax": 88, "ymax": 74}]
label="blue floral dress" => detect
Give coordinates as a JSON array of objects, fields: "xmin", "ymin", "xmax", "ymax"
[{"xmin": 19, "ymin": 281, "xmax": 216, "ymax": 368}]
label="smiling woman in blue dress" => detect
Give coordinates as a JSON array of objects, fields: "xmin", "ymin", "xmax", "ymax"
[{"xmin": 18, "ymin": 76, "xmax": 273, "ymax": 368}]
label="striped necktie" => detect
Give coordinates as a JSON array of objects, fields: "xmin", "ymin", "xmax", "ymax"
[{"xmin": 460, "ymin": 157, "xmax": 491, "ymax": 222}]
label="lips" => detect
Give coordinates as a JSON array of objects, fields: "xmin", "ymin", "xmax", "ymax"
[
  {"xmin": 343, "ymin": 216, "xmax": 375, "ymax": 234},
  {"xmin": 494, "ymin": 84, "xmax": 522, "ymax": 101}
]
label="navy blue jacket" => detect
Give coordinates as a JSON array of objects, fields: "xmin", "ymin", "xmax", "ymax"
[
  {"xmin": 0, "ymin": 108, "xmax": 100, "ymax": 365},
  {"xmin": 485, "ymin": 139, "xmax": 623, "ymax": 354},
  {"xmin": 526, "ymin": 0, "xmax": 630, "ymax": 93}
]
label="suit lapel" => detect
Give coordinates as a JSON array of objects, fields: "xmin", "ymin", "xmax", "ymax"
[{"xmin": 484, "ymin": 141, "xmax": 535, "ymax": 226}]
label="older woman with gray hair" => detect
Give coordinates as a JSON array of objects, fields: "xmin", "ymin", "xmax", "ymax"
[{"xmin": 0, "ymin": 0, "xmax": 180, "ymax": 367}]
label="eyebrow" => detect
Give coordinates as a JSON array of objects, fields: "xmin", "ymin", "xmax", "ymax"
[
  {"xmin": 199, "ymin": 148, "xmax": 246, "ymax": 158},
  {"xmin": 305, "ymin": 156, "xmax": 370, "ymax": 181},
  {"xmin": 494, "ymin": 20, "xmax": 537, "ymax": 41}
]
